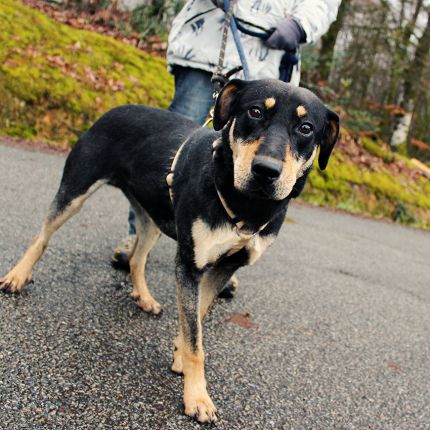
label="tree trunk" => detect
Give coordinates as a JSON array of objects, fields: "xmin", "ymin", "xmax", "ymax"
[
  {"xmin": 317, "ymin": 0, "xmax": 351, "ymax": 82},
  {"xmin": 403, "ymin": 10, "xmax": 430, "ymax": 104},
  {"xmin": 117, "ymin": 0, "xmax": 152, "ymax": 12},
  {"xmin": 382, "ymin": 0, "xmax": 423, "ymax": 142},
  {"xmin": 391, "ymin": 10, "xmax": 430, "ymax": 147}
]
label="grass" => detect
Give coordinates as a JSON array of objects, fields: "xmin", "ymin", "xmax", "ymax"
[{"xmin": 0, "ymin": 0, "xmax": 173, "ymax": 146}]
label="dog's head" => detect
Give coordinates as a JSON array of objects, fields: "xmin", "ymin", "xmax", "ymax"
[{"xmin": 213, "ymin": 79, "xmax": 339, "ymax": 200}]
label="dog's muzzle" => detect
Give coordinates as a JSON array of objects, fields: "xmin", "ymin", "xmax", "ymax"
[{"xmin": 251, "ymin": 157, "xmax": 282, "ymax": 185}]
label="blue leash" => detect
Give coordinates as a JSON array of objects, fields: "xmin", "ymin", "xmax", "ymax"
[
  {"xmin": 224, "ymin": 0, "xmax": 250, "ymax": 80},
  {"xmin": 214, "ymin": 0, "xmax": 299, "ymax": 87}
]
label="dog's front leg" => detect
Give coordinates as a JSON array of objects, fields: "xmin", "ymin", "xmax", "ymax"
[{"xmin": 174, "ymin": 256, "xmax": 217, "ymax": 423}]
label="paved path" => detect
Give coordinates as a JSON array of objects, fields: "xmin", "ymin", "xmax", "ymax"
[{"xmin": 0, "ymin": 143, "xmax": 429, "ymax": 429}]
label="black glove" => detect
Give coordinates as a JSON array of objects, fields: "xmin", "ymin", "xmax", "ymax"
[{"xmin": 265, "ymin": 16, "xmax": 307, "ymax": 51}]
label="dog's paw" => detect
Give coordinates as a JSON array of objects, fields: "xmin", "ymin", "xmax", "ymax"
[
  {"xmin": 184, "ymin": 392, "xmax": 218, "ymax": 423},
  {"xmin": 218, "ymin": 274, "xmax": 239, "ymax": 299},
  {"xmin": 136, "ymin": 296, "xmax": 162, "ymax": 315},
  {"xmin": 0, "ymin": 271, "xmax": 32, "ymax": 293},
  {"xmin": 230, "ymin": 274, "xmax": 239, "ymax": 289}
]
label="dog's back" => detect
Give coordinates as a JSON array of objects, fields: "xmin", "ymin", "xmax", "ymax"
[
  {"xmin": 63, "ymin": 105, "xmax": 201, "ymax": 235},
  {"xmin": 75, "ymin": 104, "xmax": 199, "ymax": 183}
]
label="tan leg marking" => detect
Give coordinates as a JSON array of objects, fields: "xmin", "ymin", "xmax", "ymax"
[
  {"xmin": 128, "ymin": 232, "xmax": 140, "ymax": 301},
  {"xmin": 171, "ymin": 334, "xmax": 184, "ymax": 374},
  {"xmin": 182, "ymin": 344, "xmax": 217, "ymax": 423},
  {"xmin": 179, "ymin": 321, "xmax": 217, "ymax": 423},
  {"xmin": 173, "ymin": 275, "xmax": 218, "ymax": 423},
  {"xmin": 129, "ymin": 214, "xmax": 161, "ymax": 314},
  {"xmin": 172, "ymin": 270, "xmax": 220, "ymax": 376},
  {"xmin": 0, "ymin": 181, "xmax": 105, "ymax": 292}
]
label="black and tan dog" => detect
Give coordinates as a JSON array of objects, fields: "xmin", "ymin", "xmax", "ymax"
[{"xmin": 0, "ymin": 79, "xmax": 339, "ymax": 423}]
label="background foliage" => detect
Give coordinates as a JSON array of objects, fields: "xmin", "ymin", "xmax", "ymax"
[
  {"xmin": 0, "ymin": 0, "xmax": 173, "ymax": 145},
  {"xmin": 0, "ymin": 0, "xmax": 429, "ymax": 229}
]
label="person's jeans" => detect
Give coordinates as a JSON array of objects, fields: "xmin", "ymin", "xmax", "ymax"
[
  {"xmin": 128, "ymin": 66, "xmax": 214, "ymax": 235},
  {"xmin": 168, "ymin": 65, "xmax": 214, "ymax": 125}
]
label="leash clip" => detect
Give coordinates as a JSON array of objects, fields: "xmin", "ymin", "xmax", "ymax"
[
  {"xmin": 210, "ymin": 66, "xmax": 244, "ymax": 99},
  {"xmin": 211, "ymin": 74, "xmax": 228, "ymax": 97}
]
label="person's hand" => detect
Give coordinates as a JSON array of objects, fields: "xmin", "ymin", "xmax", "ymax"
[{"xmin": 265, "ymin": 16, "xmax": 306, "ymax": 51}]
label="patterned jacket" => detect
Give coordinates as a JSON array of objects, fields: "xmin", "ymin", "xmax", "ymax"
[{"xmin": 167, "ymin": 0, "xmax": 341, "ymax": 86}]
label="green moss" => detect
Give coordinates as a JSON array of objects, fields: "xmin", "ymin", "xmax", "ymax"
[
  {"xmin": 302, "ymin": 150, "xmax": 430, "ymax": 230},
  {"xmin": 361, "ymin": 137, "xmax": 394, "ymax": 163},
  {"xmin": 4, "ymin": 123, "xmax": 37, "ymax": 139},
  {"xmin": 393, "ymin": 152, "xmax": 417, "ymax": 169},
  {"xmin": 0, "ymin": 0, "xmax": 173, "ymax": 145},
  {"xmin": 394, "ymin": 143, "xmax": 408, "ymax": 156}
]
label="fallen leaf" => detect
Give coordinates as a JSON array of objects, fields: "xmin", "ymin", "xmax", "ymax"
[
  {"xmin": 224, "ymin": 312, "xmax": 257, "ymax": 329},
  {"xmin": 387, "ymin": 363, "xmax": 401, "ymax": 371}
]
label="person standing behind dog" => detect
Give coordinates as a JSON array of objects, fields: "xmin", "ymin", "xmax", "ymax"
[{"xmin": 112, "ymin": 0, "xmax": 342, "ymax": 284}]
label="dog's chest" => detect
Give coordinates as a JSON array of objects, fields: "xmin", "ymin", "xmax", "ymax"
[{"xmin": 191, "ymin": 219, "xmax": 274, "ymax": 269}]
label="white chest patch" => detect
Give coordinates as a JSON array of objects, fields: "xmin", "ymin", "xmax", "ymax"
[
  {"xmin": 191, "ymin": 219, "xmax": 275, "ymax": 269},
  {"xmin": 192, "ymin": 219, "xmax": 241, "ymax": 269}
]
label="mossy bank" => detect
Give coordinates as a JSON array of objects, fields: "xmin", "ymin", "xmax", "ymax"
[
  {"xmin": 303, "ymin": 134, "xmax": 430, "ymax": 230},
  {"xmin": 0, "ymin": 0, "xmax": 173, "ymax": 146}
]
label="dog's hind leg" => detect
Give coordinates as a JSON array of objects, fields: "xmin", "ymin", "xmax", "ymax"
[
  {"xmin": 128, "ymin": 207, "xmax": 161, "ymax": 314},
  {"xmin": 0, "ymin": 167, "xmax": 106, "ymax": 293}
]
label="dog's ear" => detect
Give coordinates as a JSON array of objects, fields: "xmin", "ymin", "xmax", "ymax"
[
  {"xmin": 213, "ymin": 79, "xmax": 246, "ymax": 131},
  {"xmin": 318, "ymin": 108, "xmax": 340, "ymax": 170}
]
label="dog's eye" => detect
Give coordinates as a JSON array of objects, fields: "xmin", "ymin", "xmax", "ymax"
[
  {"xmin": 248, "ymin": 106, "xmax": 263, "ymax": 119},
  {"xmin": 298, "ymin": 123, "xmax": 313, "ymax": 135}
]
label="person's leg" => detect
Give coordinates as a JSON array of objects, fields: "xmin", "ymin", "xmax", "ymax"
[
  {"xmin": 128, "ymin": 208, "xmax": 136, "ymax": 236},
  {"xmin": 168, "ymin": 66, "xmax": 214, "ymax": 125}
]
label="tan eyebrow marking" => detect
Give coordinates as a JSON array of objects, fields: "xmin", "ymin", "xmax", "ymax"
[
  {"xmin": 297, "ymin": 105, "xmax": 307, "ymax": 117},
  {"xmin": 264, "ymin": 97, "xmax": 276, "ymax": 109}
]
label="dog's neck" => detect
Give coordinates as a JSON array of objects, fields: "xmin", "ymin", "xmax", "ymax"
[{"xmin": 211, "ymin": 131, "xmax": 290, "ymax": 232}]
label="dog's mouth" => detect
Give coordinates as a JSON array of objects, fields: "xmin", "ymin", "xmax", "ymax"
[{"xmin": 241, "ymin": 179, "xmax": 279, "ymax": 200}]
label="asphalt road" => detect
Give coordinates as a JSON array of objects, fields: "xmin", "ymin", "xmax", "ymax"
[{"xmin": 0, "ymin": 142, "xmax": 429, "ymax": 430}]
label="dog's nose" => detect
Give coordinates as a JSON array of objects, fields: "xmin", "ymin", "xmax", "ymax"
[{"xmin": 252, "ymin": 158, "xmax": 282, "ymax": 183}]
